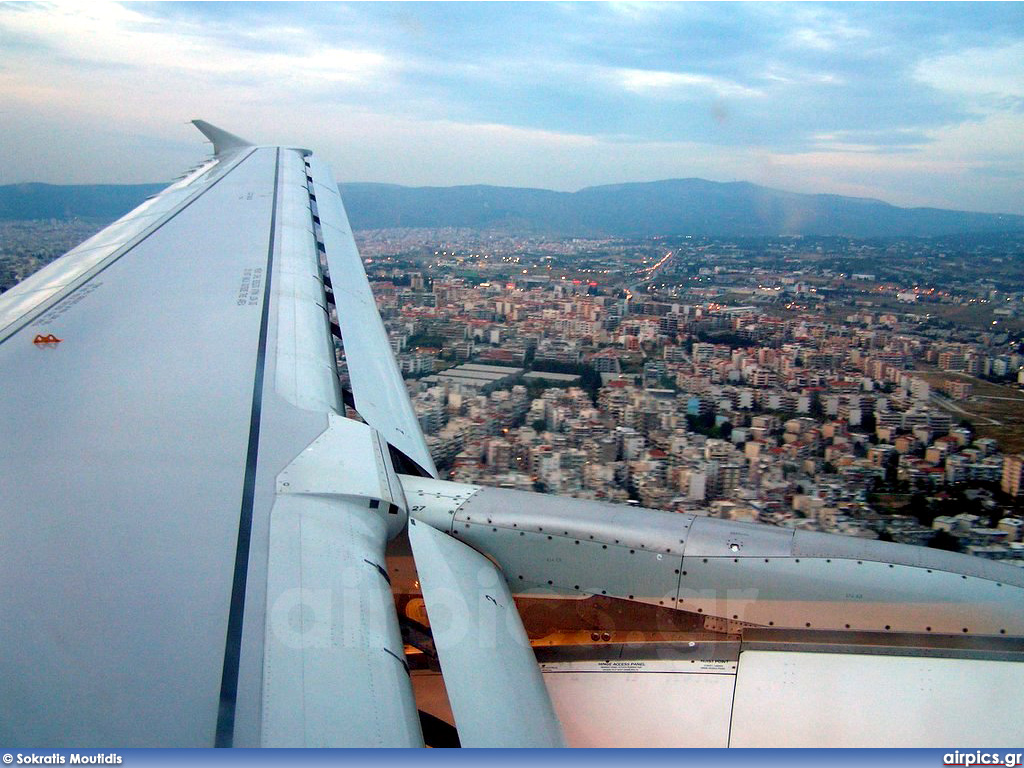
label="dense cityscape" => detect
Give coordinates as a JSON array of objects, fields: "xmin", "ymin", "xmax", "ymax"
[
  {"xmin": 6, "ymin": 220, "xmax": 1024, "ymax": 564},
  {"xmin": 355, "ymin": 226, "xmax": 1024, "ymax": 564}
]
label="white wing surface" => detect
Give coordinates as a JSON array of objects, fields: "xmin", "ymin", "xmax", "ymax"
[{"xmin": 0, "ymin": 123, "xmax": 421, "ymax": 747}]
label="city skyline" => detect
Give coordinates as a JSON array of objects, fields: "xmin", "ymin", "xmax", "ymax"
[{"xmin": 2, "ymin": 2, "xmax": 1023, "ymax": 215}]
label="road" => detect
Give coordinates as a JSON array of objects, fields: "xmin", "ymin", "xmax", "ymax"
[
  {"xmin": 928, "ymin": 393, "xmax": 1003, "ymax": 426},
  {"xmin": 625, "ymin": 250, "xmax": 675, "ymax": 308}
]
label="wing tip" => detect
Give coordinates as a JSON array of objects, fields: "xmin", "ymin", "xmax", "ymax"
[{"xmin": 191, "ymin": 120, "xmax": 253, "ymax": 156}]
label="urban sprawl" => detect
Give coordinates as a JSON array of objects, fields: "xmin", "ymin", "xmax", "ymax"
[{"xmin": 355, "ymin": 228, "xmax": 1024, "ymax": 563}]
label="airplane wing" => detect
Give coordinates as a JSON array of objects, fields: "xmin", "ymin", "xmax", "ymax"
[
  {"xmin": 0, "ymin": 120, "xmax": 564, "ymax": 748},
  {"xmin": 0, "ymin": 123, "xmax": 433, "ymax": 747}
]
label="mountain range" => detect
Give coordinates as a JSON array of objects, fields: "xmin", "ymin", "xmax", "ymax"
[{"xmin": 2, "ymin": 179, "xmax": 1022, "ymax": 239}]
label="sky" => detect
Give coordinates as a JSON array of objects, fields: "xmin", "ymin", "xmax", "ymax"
[{"xmin": 1, "ymin": 1, "xmax": 1023, "ymax": 214}]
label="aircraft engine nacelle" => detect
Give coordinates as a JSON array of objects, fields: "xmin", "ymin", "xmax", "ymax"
[{"xmin": 401, "ymin": 476, "xmax": 1024, "ymax": 638}]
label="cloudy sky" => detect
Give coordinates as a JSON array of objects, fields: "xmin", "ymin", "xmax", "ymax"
[{"xmin": 2, "ymin": 1, "xmax": 1023, "ymax": 214}]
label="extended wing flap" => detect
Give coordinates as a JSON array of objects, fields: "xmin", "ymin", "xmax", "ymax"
[
  {"xmin": 262, "ymin": 414, "xmax": 422, "ymax": 746},
  {"xmin": 408, "ymin": 518, "xmax": 566, "ymax": 748},
  {"xmin": 262, "ymin": 495, "xmax": 423, "ymax": 747}
]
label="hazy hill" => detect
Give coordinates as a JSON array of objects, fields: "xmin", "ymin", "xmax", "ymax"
[
  {"xmin": 3, "ymin": 179, "xmax": 1022, "ymax": 238},
  {"xmin": 337, "ymin": 179, "xmax": 1024, "ymax": 238}
]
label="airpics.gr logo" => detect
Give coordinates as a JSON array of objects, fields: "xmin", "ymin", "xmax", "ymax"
[{"xmin": 944, "ymin": 752, "xmax": 1023, "ymax": 767}]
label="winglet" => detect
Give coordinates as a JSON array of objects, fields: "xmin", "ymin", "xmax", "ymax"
[{"xmin": 191, "ymin": 120, "xmax": 253, "ymax": 156}]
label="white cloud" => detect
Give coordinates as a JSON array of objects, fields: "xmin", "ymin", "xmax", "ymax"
[
  {"xmin": 0, "ymin": 1, "xmax": 404, "ymax": 177},
  {"xmin": 789, "ymin": 28, "xmax": 836, "ymax": 52},
  {"xmin": 0, "ymin": 3, "xmax": 394, "ymax": 93},
  {"xmin": 925, "ymin": 111, "xmax": 1024, "ymax": 162},
  {"xmin": 759, "ymin": 65, "xmax": 843, "ymax": 87},
  {"xmin": 782, "ymin": 6, "xmax": 870, "ymax": 52},
  {"xmin": 604, "ymin": 2, "xmax": 667, "ymax": 22},
  {"xmin": 916, "ymin": 41, "xmax": 1024, "ymax": 102},
  {"xmin": 808, "ymin": 128, "xmax": 925, "ymax": 154},
  {"xmin": 613, "ymin": 68, "xmax": 764, "ymax": 99}
]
